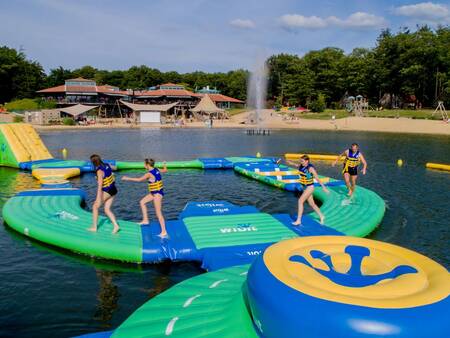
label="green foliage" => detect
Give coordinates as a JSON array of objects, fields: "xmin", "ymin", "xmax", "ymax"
[
  {"xmin": 13, "ymin": 115, "xmax": 24, "ymax": 123},
  {"xmin": 5, "ymin": 98, "xmax": 39, "ymax": 111},
  {"xmin": 309, "ymin": 94, "xmax": 327, "ymax": 112},
  {"xmin": 0, "ymin": 46, "xmax": 45, "ymax": 103},
  {"xmin": 5, "ymin": 98, "xmax": 57, "ymax": 112},
  {"xmin": 62, "ymin": 117, "xmax": 75, "ymax": 125}
]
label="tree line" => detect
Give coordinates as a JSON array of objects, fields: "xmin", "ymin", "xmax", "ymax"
[{"xmin": 1, "ymin": 25, "xmax": 449, "ymax": 108}]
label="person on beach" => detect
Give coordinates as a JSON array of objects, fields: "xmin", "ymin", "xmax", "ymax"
[
  {"xmin": 332, "ymin": 143, "xmax": 367, "ymax": 197},
  {"xmin": 121, "ymin": 159, "xmax": 168, "ymax": 238},
  {"xmin": 292, "ymin": 155, "xmax": 329, "ymax": 226},
  {"xmin": 88, "ymin": 154, "xmax": 120, "ymax": 234}
]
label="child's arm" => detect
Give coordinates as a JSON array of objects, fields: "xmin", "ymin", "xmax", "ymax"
[
  {"xmin": 310, "ymin": 167, "xmax": 329, "ymax": 193},
  {"xmin": 360, "ymin": 153, "xmax": 367, "ymax": 175},
  {"xmin": 332, "ymin": 150, "xmax": 347, "ymax": 167},
  {"xmin": 122, "ymin": 173, "xmax": 151, "ymax": 182},
  {"xmin": 160, "ymin": 161, "xmax": 168, "ymax": 173},
  {"xmin": 95, "ymin": 171, "xmax": 104, "ymax": 203}
]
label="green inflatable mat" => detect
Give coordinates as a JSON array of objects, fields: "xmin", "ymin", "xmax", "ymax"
[
  {"xmin": 116, "ymin": 160, "xmax": 204, "ymax": 170},
  {"xmin": 2, "ymin": 190, "xmax": 143, "ymax": 262},
  {"xmin": 111, "ymin": 265, "xmax": 256, "ymax": 338}
]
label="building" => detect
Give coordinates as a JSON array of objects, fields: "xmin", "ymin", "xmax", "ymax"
[{"xmin": 37, "ymin": 79, "xmax": 244, "ymax": 117}]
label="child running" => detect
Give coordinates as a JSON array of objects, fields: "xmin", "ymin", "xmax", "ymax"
[
  {"xmin": 121, "ymin": 159, "xmax": 168, "ymax": 238},
  {"xmin": 292, "ymin": 155, "xmax": 329, "ymax": 226},
  {"xmin": 332, "ymin": 143, "xmax": 367, "ymax": 197},
  {"xmin": 88, "ymin": 154, "xmax": 120, "ymax": 234}
]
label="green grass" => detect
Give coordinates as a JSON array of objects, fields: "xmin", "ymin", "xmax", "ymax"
[
  {"xmin": 287, "ymin": 109, "xmax": 442, "ymax": 120},
  {"xmin": 226, "ymin": 108, "xmax": 249, "ymax": 116}
]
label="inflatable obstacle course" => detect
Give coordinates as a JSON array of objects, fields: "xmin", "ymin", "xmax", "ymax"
[
  {"xmin": 82, "ymin": 237, "xmax": 450, "ymax": 338},
  {"xmin": 285, "ymin": 153, "xmax": 343, "ymax": 161}
]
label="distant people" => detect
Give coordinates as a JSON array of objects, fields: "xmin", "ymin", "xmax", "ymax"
[
  {"xmin": 292, "ymin": 155, "xmax": 329, "ymax": 226},
  {"xmin": 332, "ymin": 143, "xmax": 367, "ymax": 197},
  {"xmin": 122, "ymin": 159, "xmax": 168, "ymax": 238},
  {"xmin": 88, "ymin": 154, "xmax": 120, "ymax": 234}
]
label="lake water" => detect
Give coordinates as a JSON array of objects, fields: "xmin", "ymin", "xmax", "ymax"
[{"xmin": 1, "ymin": 128, "xmax": 449, "ymax": 337}]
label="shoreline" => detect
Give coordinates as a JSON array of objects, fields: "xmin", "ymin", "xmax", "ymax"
[{"xmin": 33, "ymin": 116, "xmax": 450, "ymax": 136}]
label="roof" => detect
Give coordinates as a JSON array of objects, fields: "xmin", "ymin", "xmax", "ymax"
[
  {"xmin": 136, "ymin": 89, "xmax": 195, "ymax": 98},
  {"xmin": 66, "ymin": 77, "xmax": 94, "ymax": 82},
  {"xmin": 60, "ymin": 104, "xmax": 98, "ymax": 117},
  {"xmin": 193, "ymin": 93, "xmax": 244, "ymax": 103},
  {"xmin": 120, "ymin": 100, "xmax": 178, "ymax": 112},
  {"xmin": 190, "ymin": 94, "xmax": 224, "ymax": 113},
  {"xmin": 37, "ymin": 84, "xmax": 129, "ymax": 96}
]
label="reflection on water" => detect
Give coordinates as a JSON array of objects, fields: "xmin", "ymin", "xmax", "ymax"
[
  {"xmin": 0, "ymin": 129, "xmax": 449, "ymax": 338},
  {"xmin": 94, "ymin": 270, "xmax": 120, "ymax": 324}
]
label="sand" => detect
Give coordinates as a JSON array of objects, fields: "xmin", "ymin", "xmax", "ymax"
[{"xmin": 32, "ymin": 109, "xmax": 449, "ymax": 136}]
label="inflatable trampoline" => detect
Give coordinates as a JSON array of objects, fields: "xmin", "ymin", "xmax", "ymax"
[{"xmin": 79, "ymin": 237, "xmax": 450, "ymax": 338}]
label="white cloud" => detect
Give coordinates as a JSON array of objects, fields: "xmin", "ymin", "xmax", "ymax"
[
  {"xmin": 230, "ymin": 19, "xmax": 256, "ymax": 29},
  {"xmin": 393, "ymin": 2, "xmax": 449, "ymax": 21},
  {"xmin": 280, "ymin": 14, "xmax": 327, "ymax": 29},
  {"xmin": 280, "ymin": 12, "xmax": 386, "ymax": 30}
]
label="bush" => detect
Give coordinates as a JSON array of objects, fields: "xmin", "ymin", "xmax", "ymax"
[
  {"xmin": 62, "ymin": 117, "xmax": 75, "ymax": 125},
  {"xmin": 310, "ymin": 94, "xmax": 326, "ymax": 113},
  {"xmin": 13, "ymin": 115, "xmax": 24, "ymax": 123},
  {"xmin": 5, "ymin": 98, "xmax": 39, "ymax": 112}
]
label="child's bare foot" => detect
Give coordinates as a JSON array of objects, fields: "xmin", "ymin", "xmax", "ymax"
[
  {"xmin": 291, "ymin": 220, "xmax": 301, "ymax": 226},
  {"xmin": 112, "ymin": 226, "xmax": 120, "ymax": 234},
  {"xmin": 138, "ymin": 220, "xmax": 149, "ymax": 225},
  {"xmin": 157, "ymin": 232, "xmax": 169, "ymax": 238},
  {"xmin": 88, "ymin": 226, "xmax": 97, "ymax": 232},
  {"xmin": 319, "ymin": 215, "xmax": 325, "ymax": 224}
]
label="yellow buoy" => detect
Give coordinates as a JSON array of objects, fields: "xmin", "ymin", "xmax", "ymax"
[
  {"xmin": 397, "ymin": 159, "xmax": 403, "ymax": 167},
  {"xmin": 256, "ymin": 152, "xmax": 261, "ymax": 158},
  {"xmin": 62, "ymin": 148, "xmax": 68, "ymax": 159}
]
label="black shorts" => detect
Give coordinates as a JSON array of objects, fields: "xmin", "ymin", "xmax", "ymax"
[
  {"xmin": 343, "ymin": 166, "xmax": 358, "ymax": 176},
  {"xmin": 104, "ymin": 185, "xmax": 118, "ymax": 197}
]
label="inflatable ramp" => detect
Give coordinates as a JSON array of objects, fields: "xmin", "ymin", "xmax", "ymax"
[
  {"xmin": 0, "ymin": 123, "xmax": 52, "ymax": 168},
  {"xmin": 2, "ymin": 189, "xmax": 340, "ymax": 270}
]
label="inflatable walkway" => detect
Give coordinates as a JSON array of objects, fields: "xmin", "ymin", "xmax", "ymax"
[
  {"xmin": 79, "ymin": 237, "xmax": 450, "ymax": 338},
  {"xmin": 3, "ymin": 190, "xmax": 339, "ymax": 270}
]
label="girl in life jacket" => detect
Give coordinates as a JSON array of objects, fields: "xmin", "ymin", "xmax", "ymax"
[
  {"xmin": 332, "ymin": 143, "xmax": 367, "ymax": 197},
  {"xmin": 292, "ymin": 155, "xmax": 329, "ymax": 226},
  {"xmin": 88, "ymin": 154, "xmax": 120, "ymax": 234},
  {"xmin": 122, "ymin": 158, "xmax": 168, "ymax": 238}
]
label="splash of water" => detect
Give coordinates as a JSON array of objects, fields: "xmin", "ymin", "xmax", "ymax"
[{"xmin": 247, "ymin": 56, "xmax": 268, "ymax": 125}]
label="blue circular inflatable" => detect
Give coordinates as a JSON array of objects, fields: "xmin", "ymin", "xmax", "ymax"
[{"xmin": 246, "ymin": 236, "xmax": 450, "ymax": 338}]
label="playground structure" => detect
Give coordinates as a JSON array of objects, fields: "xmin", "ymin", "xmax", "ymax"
[
  {"xmin": 344, "ymin": 95, "xmax": 369, "ymax": 116},
  {"xmin": 433, "ymin": 101, "xmax": 449, "ymax": 122}
]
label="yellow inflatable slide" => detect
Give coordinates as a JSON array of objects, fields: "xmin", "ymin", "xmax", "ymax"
[{"xmin": 0, "ymin": 123, "xmax": 53, "ymax": 168}]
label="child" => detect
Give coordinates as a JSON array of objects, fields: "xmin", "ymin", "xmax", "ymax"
[
  {"xmin": 292, "ymin": 155, "xmax": 329, "ymax": 226},
  {"xmin": 332, "ymin": 143, "xmax": 367, "ymax": 197},
  {"xmin": 122, "ymin": 159, "xmax": 168, "ymax": 238},
  {"xmin": 88, "ymin": 154, "xmax": 120, "ymax": 234}
]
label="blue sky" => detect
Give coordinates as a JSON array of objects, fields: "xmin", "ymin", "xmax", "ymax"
[{"xmin": 1, "ymin": 0, "xmax": 449, "ymax": 73}]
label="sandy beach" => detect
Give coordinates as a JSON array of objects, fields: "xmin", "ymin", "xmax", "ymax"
[{"xmin": 31, "ymin": 109, "xmax": 450, "ymax": 136}]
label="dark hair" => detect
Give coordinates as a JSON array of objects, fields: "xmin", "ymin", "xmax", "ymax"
[
  {"xmin": 351, "ymin": 143, "xmax": 359, "ymax": 147},
  {"xmin": 145, "ymin": 158, "xmax": 155, "ymax": 167},
  {"xmin": 301, "ymin": 154, "xmax": 310, "ymax": 162},
  {"xmin": 90, "ymin": 154, "xmax": 104, "ymax": 167}
]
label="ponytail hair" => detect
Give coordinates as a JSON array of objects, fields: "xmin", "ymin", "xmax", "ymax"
[
  {"xmin": 145, "ymin": 158, "xmax": 155, "ymax": 167},
  {"xmin": 90, "ymin": 154, "xmax": 104, "ymax": 168}
]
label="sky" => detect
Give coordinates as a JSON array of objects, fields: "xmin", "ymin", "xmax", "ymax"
[{"xmin": 0, "ymin": 0, "xmax": 449, "ymax": 73}]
